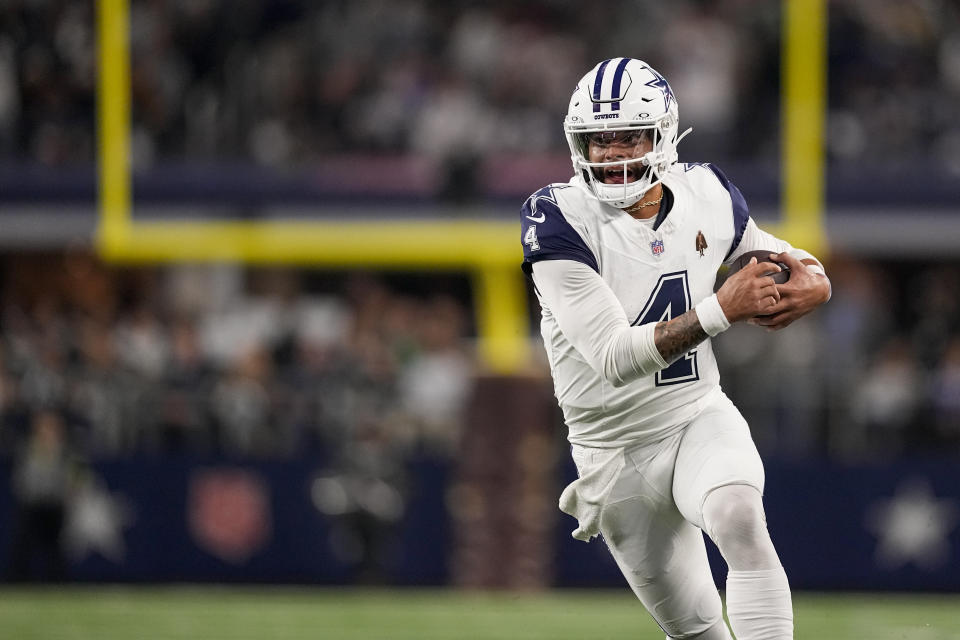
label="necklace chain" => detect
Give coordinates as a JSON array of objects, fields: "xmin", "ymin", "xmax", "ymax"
[{"xmin": 628, "ymin": 193, "xmax": 663, "ymax": 212}]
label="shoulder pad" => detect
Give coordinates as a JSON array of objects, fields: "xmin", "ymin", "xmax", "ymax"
[{"xmin": 520, "ymin": 185, "xmax": 598, "ymax": 275}]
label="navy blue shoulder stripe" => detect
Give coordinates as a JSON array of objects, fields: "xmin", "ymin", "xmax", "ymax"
[
  {"xmin": 520, "ymin": 187, "xmax": 599, "ymax": 275},
  {"xmin": 706, "ymin": 164, "xmax": 750, "ymax": 260}
]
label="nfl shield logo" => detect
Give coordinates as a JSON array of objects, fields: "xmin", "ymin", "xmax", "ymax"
[{"xmin": 650, "ymin": 239, "xmax": 665, "ymax": 255}]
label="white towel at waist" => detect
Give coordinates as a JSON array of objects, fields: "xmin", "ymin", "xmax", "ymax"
[{"xmin": 558, "ymin": 447, "xmax": 625, "ymax": 541}]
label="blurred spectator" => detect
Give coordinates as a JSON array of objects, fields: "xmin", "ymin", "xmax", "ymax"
[
  {"xmin": 71, "ymin": 316, "xmax": 137, "ymax": 455},
  {"xmin": 399, "ymin": 295, "xmax": 473, "ymax": 456},
  {"xmin": 153, "ymin": 316, "xmax": 213, "ymax": 453},
  {"xmin": 7, "ymin": 410, "xmax": 78, "ymax": 582},
  {"xmin": 817, "ymin": 258, "xmax": 897, "ymax": 458},
  {"xmin": 850, "ymin": 337, "xmax": 924, "ymax": 458},
  {"xmin": 908, "ymin": 266, "xmax": 960, "ymax": 368},
  {"xmin": 115, "ymin": 302, "xmax": 170, "ymax": 379},
  {"xmin": 312, "ymin": 415, "xmax": 409, "ymax": 584},
  {"xmin": 210, "ymin": 345, "xmax": 275, "ymax": 456},
  {"xmin": 930, "ymin": 337, "xmax": 960, "ymax": 447}
]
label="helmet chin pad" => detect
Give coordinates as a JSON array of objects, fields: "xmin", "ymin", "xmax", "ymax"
[{"xmin": 585, "ymin": 161, "xmax": 662, "ymax": 208}]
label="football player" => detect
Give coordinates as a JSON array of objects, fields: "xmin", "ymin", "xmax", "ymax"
[{"xmin": 521, "ymin": 58, "xmax": 830, "ymax": 640}]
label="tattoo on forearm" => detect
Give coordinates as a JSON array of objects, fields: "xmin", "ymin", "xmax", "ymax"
[{"xmin": 654, "ymin": 309, "xmax": 709, "ymax": 364}]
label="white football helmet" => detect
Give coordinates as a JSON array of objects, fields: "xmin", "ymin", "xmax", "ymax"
[{"xmin": 564, "ymin": 58, "xmax": 691, "ymax": 208}]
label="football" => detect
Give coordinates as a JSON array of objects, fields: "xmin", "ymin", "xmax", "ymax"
[{"xmin": 726, "ymin": 249, "xmax": 790, "ymax": 284}]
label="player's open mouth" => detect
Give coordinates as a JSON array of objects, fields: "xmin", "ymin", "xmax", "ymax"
[{"xmin": 603, "ymin": 165, "xmax": 639, "ymax": 184}]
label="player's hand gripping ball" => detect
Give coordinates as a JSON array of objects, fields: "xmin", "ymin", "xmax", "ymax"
[{"xmin": 726, "ymin": 250, "xmax": 790, "ymax": 284}]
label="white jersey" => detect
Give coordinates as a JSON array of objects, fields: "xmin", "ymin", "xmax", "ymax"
[{"xmin": 521, "ymin": 162, "xmax": 791, "ymax": 448}]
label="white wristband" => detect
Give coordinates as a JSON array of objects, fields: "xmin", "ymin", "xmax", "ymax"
[
  {"xmin": 806, "ymin": 263, "xmax": 826, "ymax": 277},
  {"xmin": 695, "ymin": 294, "xmax": 731, "ymax": 337}
]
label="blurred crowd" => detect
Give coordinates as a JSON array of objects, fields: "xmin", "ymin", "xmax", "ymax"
[
  {"xmin": 0, "ymin": 252, "xmax": 958, "ymax": 468},
  {"xmin": 0, "ymin": 253, "xmax": 474, "ymax": 464},
  {"xmin": 2, "ymin": 0, "xmax": 960, "ymax": 178}
]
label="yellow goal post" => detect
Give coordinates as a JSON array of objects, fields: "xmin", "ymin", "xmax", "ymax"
[{"xmin": 96, "ymin": 0, "xmax": 826, "ymax": 375}]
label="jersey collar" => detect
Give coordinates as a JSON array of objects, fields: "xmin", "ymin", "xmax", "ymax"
[{"xmin": 651, "ymin": 185, "xmax": 674, "ymax": 231}]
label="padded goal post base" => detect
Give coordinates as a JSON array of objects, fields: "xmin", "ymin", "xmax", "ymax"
[{"xmin": 450, "ymin": 374, "xmax": 560, "ymax": 589}]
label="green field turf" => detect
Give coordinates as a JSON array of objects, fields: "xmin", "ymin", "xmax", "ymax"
[{"xmin": 0, "ymin": 587, "xmax": 957, "ymax": 640}]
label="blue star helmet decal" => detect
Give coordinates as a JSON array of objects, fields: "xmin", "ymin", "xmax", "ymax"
[{"xmin": 644, "ymin": 66, "xmax": 675, "ymax": 111}]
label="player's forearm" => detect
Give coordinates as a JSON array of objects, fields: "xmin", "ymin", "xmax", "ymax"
[
  {"xmin": 654, "ymin": 309, "xmax": 710, "ymax": 365},
  {"xmin": 532, "ymin": 260, "xmax": 669, "ymax": 386}
]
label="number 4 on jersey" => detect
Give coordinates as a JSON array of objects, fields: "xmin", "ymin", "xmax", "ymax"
[
  {"xmin": 634, "ymin": 271, "xmax": 699, "ymax": 386},
  {"xmin": 524, "ymin": 225, "xmax": 540, "ymax": 251}
]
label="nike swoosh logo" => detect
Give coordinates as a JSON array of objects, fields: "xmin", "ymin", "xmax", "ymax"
[{"xmin": 526, "ymin": 213, "xmax": 545, "ymax": 223}]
